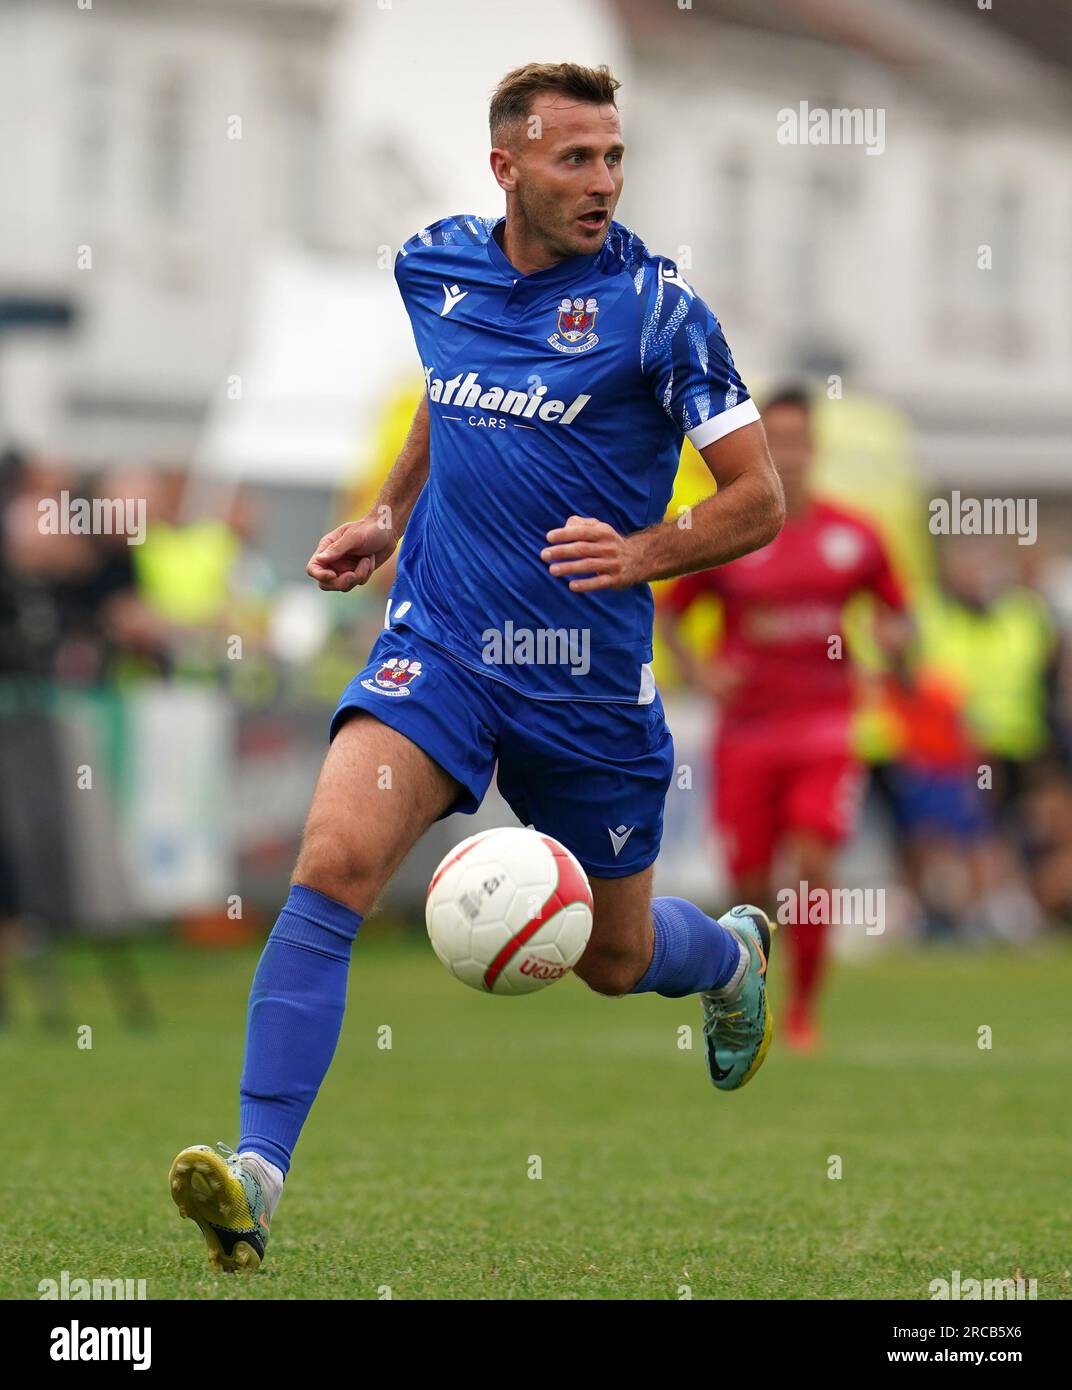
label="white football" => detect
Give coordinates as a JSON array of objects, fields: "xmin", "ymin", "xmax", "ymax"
[{"xmin": 425, "ymin": 827, "xmax": 593, "ymax": 995}]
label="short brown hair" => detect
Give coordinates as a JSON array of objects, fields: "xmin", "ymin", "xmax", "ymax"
[{"xmin": 489, "ymin": 62, "xmax": 621, "ymax": 145}]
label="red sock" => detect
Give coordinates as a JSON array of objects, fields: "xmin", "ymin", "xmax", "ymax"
[{"xmin": 788, "ymin": 916, "xmax": 828, "ymax": 1019}]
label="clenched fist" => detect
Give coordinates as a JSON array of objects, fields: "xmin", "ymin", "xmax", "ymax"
[{"xmin": 306, "ymin": 515, "xmax": 399, "ymax": 592}]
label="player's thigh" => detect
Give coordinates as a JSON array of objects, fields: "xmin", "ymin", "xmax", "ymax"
[
  {"xmin": 715, "ymin": 728, "xmax": 781, "ymax": 883},
  {"xmin": 575, "ymin": 866, "xmax": 655, "ymax": 995},
  {"xmin": 495, "ymin": 694, "xmax": 671, "ymax": 995},
  {"xmin": 302, "ymin": 628, "xmax": 501, "ymax": 911},
  {"xmin": 783, "ymin": 752, "xmax": 864, "ymax": 862},
  {"xmin": 295, "ymin": 711, "xmax": 461, "ymax": 913},
  {"xmin": 497, "ymin": 692, "xmax": 674, "ymax": 880}
]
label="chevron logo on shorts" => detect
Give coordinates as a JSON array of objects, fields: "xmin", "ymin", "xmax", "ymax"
[{"xmin": 608, "ymin": 824, "xmax": 635, "ymax": 856}]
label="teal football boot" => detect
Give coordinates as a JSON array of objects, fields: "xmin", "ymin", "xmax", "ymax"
[
  {"xmin": 701, "ymin": 905, "xmax": 775, "ymax": 1092},
  {"xmin": 169, "ymin": 1143, "xmax": 271, "ymax": 1272}
]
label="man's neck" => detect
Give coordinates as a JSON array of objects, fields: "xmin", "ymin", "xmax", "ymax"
[{"xmin": 498, "ymin": 216, "xmax": 567, "ymax": 277}]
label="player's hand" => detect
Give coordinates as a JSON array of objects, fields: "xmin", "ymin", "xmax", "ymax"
[
  {"xmin": 306, "ymin": 516, "xmax": 399, "ymax": 592},
  {"xmin": 540, "ymin": 515, "xmax": 641, "ymax": 593}
]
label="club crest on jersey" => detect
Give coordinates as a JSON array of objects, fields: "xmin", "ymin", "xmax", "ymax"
[
  {"xmin": 548, "ymin": 296, "xmax": 600, "ymax": 355},
  {"xmin": 361, "ymin": 656, "xmax": 423, "ymax": 697}
]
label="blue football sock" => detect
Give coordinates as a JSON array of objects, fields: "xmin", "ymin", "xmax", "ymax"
[
  {"xmin": 631, "ymin": 896, "xmax": 742, "ymax": 998},
  {"xmin": 238, "ymin": 884, "xmax": 362, "ymax": 1176}
]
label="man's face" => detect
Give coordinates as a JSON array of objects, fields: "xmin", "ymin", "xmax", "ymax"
[
  {"xmin": 762, "ymin": 403, "xmax": 814, "ymax": 495},
  {"xmin": 494, "ymin": 91, "xmax": 624, "ymax": 258}
]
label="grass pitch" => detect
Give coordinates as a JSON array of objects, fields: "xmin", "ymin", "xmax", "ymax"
[{"xmin": 2, "ymin": 930, "xmax": 1069, "ymax": 1300}]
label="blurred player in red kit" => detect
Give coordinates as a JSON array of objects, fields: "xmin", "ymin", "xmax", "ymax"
[{"xmin": 660, "ymin": 387, "xmax": 910, "ymax": 1050}]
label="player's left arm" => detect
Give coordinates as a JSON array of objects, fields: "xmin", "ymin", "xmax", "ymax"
[
  {"xmin": 542, "ymin": 424, "xmax": 782, "ymax": 591},
  {"xmin": 542, "ymin": 268, "xmax": 783, "ymax": 593},
  {"xmin": 863, "ymin": 527, "xmax": 916, "ymax": 682},
  {"xmin": 644, "ymin": 422, "xmax": 784, "ymax": 582}
]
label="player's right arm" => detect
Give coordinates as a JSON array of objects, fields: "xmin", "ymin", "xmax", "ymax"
[
  {"xmin": 306, "ymin": 395, "xmax": 430, "ymax": 592},
  {"xmin": 308, "ymin": 216, "xmax": 484, "ymax": 592}
]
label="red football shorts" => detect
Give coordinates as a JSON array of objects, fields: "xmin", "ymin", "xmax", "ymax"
[{"xmin": 714, "ymin": 708, "xmax": 864, "ymax": 880}]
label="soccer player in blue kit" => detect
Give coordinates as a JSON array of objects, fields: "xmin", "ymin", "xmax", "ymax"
[{"xmin": 169, "ymin": 62, "xmax": 786, "ymax": 1272}]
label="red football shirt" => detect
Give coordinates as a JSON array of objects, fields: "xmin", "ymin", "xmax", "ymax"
[{"xmin": 663, "ymin": 498, "xmax": 905, "ymax": 725}]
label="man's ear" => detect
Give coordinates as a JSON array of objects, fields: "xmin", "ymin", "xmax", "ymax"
[{"xmin": 489, "ymin": 147, "xmax": 518, "ymax": 193}]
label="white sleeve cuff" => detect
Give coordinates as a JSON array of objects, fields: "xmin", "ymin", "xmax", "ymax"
[{"xmin": 686, "ymin": 396, "xmax": 760, "ymax": 450}]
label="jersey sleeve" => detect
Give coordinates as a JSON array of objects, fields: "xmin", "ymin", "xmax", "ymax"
[
  {"xmin": 640, "ymin": 261, "xmax": 759, "ymax": 449},
  {"xmin": 863, "ymin": 528, "xmax": 907, "ymax": 611},
  {"xmin": 394, "ymin": 214, "xmax": 496, "ymax": 293}
]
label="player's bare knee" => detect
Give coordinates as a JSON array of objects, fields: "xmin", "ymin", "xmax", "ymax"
[
  {"xmin": 292, "ymin": 826, "xmax": 383, "ymax": 913},
  {"xmin": 574, "ymin": 947, "xmax": 642, "ymax": 998}
]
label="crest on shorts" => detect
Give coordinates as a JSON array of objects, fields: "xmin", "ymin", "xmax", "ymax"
[
  {"xmin": 548, "ymin": 296, "xmax": 600, "ymax": 354},
  {"xmin": 361, "ymin": 656, "xmax": 423, "ymax": 698}
]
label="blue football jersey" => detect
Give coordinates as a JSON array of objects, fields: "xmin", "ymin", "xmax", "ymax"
[{"xmin": 385, "ymin": 213, "xmax": 758, "ymax": 704}]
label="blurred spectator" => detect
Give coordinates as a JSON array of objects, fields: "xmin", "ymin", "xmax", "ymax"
[
  {"xmin": 0, "ymin": 452, "xmax": 171, "ymax": 683},
  {"xmin": 918, "ymin": 540, "xmax": 1058, "ymax": 821},
  {"xmin": 872, "ymin": 538, "xmax": 1059, "ymax": 940},
  {"xmin": 1024, "ymin": 768, "xmax": 1072, "ymax": 924}
]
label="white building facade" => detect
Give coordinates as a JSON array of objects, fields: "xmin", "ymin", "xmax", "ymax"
[{"xmin": 1, "ymin": 0, "xmax": 1069, "ymax": 490}]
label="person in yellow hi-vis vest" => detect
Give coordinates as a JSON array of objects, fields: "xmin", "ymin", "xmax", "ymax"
[
  {"xmin": 917, "ymin": 540, "xmax": 1057, "ymax": 818},
  {"xmin": 133, "ymin": 518, "xmax": 241, "ymax": 630},
  {"xmin": 872, "ymin": 541, "xmax": 1055, "ymax": 942}
]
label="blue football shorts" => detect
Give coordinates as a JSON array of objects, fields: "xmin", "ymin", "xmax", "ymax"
[
  {"xmin": 329, "ymin": 626, "xmax": 675, "ymax": 878},
  {"xmin": 885, "ymin": 765, "xmax": 991, "ymax": 842}
]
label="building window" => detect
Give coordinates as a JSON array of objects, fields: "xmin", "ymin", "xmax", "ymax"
[
  {"xmin": 147, "ymin": 71, "xmax": 190, "ymax": 222},
  {"xmin": 278, "ymin": 80, "xmax": 322, "ymax": 246},
  {"xmin": 73, "ymin": 54, "xmax": 113, "ymax": 208},
  {"xmin": 934, "ymin": 171, "xmax": 1027, "ymax": 358},
  {"xmin": 711, "ymin": 151, "xmax": 751, "ymax": 317}
]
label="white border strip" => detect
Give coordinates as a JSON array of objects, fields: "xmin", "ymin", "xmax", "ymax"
[{"xmin": 686, "ymin": 396, "xmax": 760, "ymax": 450}]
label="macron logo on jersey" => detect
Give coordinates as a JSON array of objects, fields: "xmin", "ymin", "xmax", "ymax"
[
  {"xmin": 440, "ymin": 283, "xmax": 468, "ymax": 316},
  {"xmin": 424, "ymin": 366, "xmax": 591, "ymax": 425}
]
